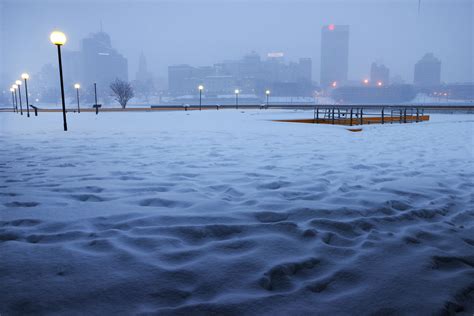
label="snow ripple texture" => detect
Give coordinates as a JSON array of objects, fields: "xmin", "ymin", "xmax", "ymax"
[{"xmin": 0, "ymin": 110, "xmax": 473, "ymax": 315}]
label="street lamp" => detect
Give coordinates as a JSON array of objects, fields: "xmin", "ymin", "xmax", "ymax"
[
  {"xmin": 9, "ymin": 88, "xmax": 15, "ymax": 112},
  {"xmin": 265, "ymin": 90, "xmax": 270, "ymax": 108},
  {"xmin": 74, "ymin": 83, "xmax": 81, "ymax": 113},
  {"xmin": 363, "ymin": 79, "xmax": 369, "ymax": 85},
  {"xmin": 198, "ymin": 85, "xmax": 204, "ymax": 110},
  {"xmin": 12, "ymin": 84, "xmax": 19, "ymax": 113},
  {"xmin": 235, "ymin": 89, "xmax": 240, "ymax": 109},
  {"xmin": 50, "ymin": 30, "xmax": 68, "ymax": 131},
  {"xmin": 21, "ymin": 73, "xmax": 30, "ymax": 117},
  {"xmin": 15, "ymin": 80, "xmax": 23, "ymax": 115},
  {"xmin": 377, "ymin": 81, "xmax": 383, "ymax": 87}
]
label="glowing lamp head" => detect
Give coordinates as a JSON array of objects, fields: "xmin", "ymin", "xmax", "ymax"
[
  {"xmin": 74, "ymin": 83, "xmax": 81, "ymax": 89},
  {"xmin": 12, "ymin": 84, "xmax": 18, "ymax": 89},
  {"xmin": 265, "ymin": 90, "xmax": 270, "ymax": 95},
  {"xmin": 444, "ymin": 92, "xmax": 448, "ymax": 96},
  {"xmin": 10, "ymin": 88, "xmax": 14, "ymax": 92},
  {"xmin": 332, "ymin": 81, "xmax": 337, "ymax": 88},
  {"xmin": 198, "ymin": 85, "xmax": 204, "ymax": 91},
  {"xmin": 377, "ymin": 81, "xmax": 383, "ymax": 87},
  {"xmin": 363, "ymin": 79, "xmax": 369, "ymax": 84},
  {"xmin": 21, "ymin": 73, "xmax": 30, "ymax": 80},
  {"xmin": 15, "ymin": 80, "xmax": 21, "ymax": 86},
  {"xmin": 235, "ymin": 89, "xmax": 240, "ymax": 94},
  {"xmin": 328, "ymin": 24, "xmax": 335, "ymax": 31},
  {"xmin": 50, "ymin": 31, "xmax": 67, "ymax": 45}
]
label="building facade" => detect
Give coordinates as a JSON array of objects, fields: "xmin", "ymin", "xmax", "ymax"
[
  {"xmin": 168, "ymin": 52, "xmax": 313, "ymax": 96},
  {"xmin": 320, "ymin": 24, "xmax": 350, "ymax": 88},
  {"xmin": 370, "ymin": 62, "xmax": 390, "ymax": 86},
  {"xmin": 414, "ymin": 53, "xmax": 441, "ymax": 87}
]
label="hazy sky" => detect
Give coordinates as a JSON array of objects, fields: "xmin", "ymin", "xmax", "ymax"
[{"xmin": 1, "ymin": 0, "xmax": 472, "ymax": 85}]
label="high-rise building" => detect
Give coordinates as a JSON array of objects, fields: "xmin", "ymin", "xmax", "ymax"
[
  {"xmin": 320, "ymin": 24, "xmax": 349, "ymax": 88},
  {"xmin": 167, "ymin": 52, "xmax": 313, "ymax": 96},
  {"xmin": 370, "ymin": 62, "xmax": 390, "ymax": 86},
  {"xmin": 61, "ymin": 30, "xmax": 128, "ymax": 100},
  {"xmin": 81, "ymin": 32, "xmax": 128, "ymax": 88},
  {"xmin": 414, "ymin": 53, "xmax": 441, "ymax": 86}
]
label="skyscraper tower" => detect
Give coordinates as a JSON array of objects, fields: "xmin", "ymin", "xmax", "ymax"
[
  {"xmin": 320, "ymin": 24, "xmax": 349, "ymax": 88},
  {"xmin": 414, "ymin": 53, "xmax": 441, "ymax": 87}
]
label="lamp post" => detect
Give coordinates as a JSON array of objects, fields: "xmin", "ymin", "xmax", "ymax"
[
  {"xmin": 50, "ymin": 30, "xmax": 68, "ymax": 131},
  {"xmin": 198, "ymin": 85, "xmax": 204, "ymax": 110},
  {"xmin": 265, "ymin": 90, "xmax": 270, "ymax": 108},
  {"xmin": 10, "ymin": 88, "xmax": 15, "ymax": 112},
  {"xmin": 15, "ymin": 80, "xmax": 23, "ymax": 115},
  {"xmin": 21, "ymin": 73, "xmax": 30, "ymax": 117},
  {"xmin": 234, "ymin": 89, "xmax": 239, "ymax": 109},
  {"xmin": 74, "ymin": 83, "xmax": 81, "ymax": 113},
  {"xmin": 94, "ymin": 83, "xmax": 99, "ymax": 115},
  {"xmin": 12, "ymin": 85, "xmax": 18, "ymax": 113}
]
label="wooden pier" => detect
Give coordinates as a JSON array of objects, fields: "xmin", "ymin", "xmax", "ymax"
[{"xmin": 274, "ymin": 106, "xmax": 430, "ymax": 126}]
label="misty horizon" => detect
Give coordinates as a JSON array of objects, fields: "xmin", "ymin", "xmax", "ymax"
[{"xmin": 1, "ymin": 0, "xmax": 472, "ymax": 87}]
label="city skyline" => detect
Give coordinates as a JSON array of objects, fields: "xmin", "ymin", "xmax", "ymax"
[{"xmin": 1, "ymin": 0, "xmax": 472, "ymax": 88}]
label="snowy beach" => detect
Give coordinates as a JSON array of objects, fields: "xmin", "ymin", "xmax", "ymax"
[{"xmin": 1, "ymin": 110, "xmax": 473, "ymax": 315}]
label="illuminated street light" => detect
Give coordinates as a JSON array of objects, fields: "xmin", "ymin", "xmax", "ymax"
[
  {"xmin": 198, "ymin": 85, "xmax": 204, "ymax": 110},
  {"xmin": 265, "ymin": 90, "xmax": 270, "ymax": 108},
  {"xmin": 12, "ymin": 84, "xmax": 19, "ymax": 113},
  {"xmin": 377, "ymin": 81, "xmax": 383, "ymax": 87},
  {"xmin": 9, "ymin": 88, "xmax": 15, "ymax": 112},
  {"xmin": 363, "ymin": 79, "xmax": 369, "ymax": 85},
  {"xmin": 74, "ymin": 83, "xmax": 81, "ymax": 113},
  {"xmin": 21, "ymin": 73, "xmax": 30, "ymax": 117},
  {"xmin": 235, "ymin": 89, "xmax": 240, "ymax": 109},
  {"xmin": 15, "ymin": 80, "xmax": 23, "ymax": 115},
  {"xmin": 332, "ymin": 81, "xmax": 337, "ymax": 88},
  {"xmin": 50, "ymin": 30, "xmax": 68, "ymax": 131}
]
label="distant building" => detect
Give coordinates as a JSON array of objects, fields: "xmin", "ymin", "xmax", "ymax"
[
  {"xmin": 134, "ymin": 52, "xmax": 154, "ymax": 98},
  {"xmin": 414, "ymin": 53, "xmax": 441, "ymax": 86},
  {"xmin": 370, "ymin": 62, "xmax": 390, "ymax": 86},
  {"xmin": 62, "ymin": 31, "xmax": 128, "ymax": 100},
  {"xmin": 167, "ymin": 52, "xmax": 313, "ymax": 96},
  {"xmin": 320, "ymin": 24, "xmax": 349, "ymax": 88},
  {"xmin": 81, "ymin": 32, "xmax": 128, "ymax": 88}
]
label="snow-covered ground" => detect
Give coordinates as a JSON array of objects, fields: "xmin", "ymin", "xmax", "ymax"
[{"xmin": 1, "ymin": 109, "xmax": 473, "ymax": 315}]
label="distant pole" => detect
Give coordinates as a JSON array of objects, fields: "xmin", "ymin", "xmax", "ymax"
[
  {"xmin": 198, "ymin": 85, "xmax": 203, "ymax": 111},
  {"xmin": 94, "ymin": 83, "xmax": 98, "ymax": 115},
  {"xmin": 13, "ymin": 87, "xmax": 18, "ymax": 113},
  {"xmin": 235, "ymin": 89, "xmax": 239, "ymax": 110},
  {"xmin": 74, "ymin": 84, "xmax": 81, "ymax": 113},
  {"xmin": 16, "ymin": 81, "xmax": 23, "ymax": 115},
  {"xmin": 10, "ymin": 89, "xmax": 15, "ymax": 112},
  {"xmin": 22, "ymin": 74, "xmax": 30, "ymax": 118},
  {"xmin": 265, "ymin": 90, "xmax": 270, "ymax": 108}
]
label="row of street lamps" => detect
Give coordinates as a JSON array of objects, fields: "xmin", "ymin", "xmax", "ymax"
[
  {"xmin": 198, "ymin": 86, "xmax": 271, "ymax": 110},
  {"xmin": 10, "ymin": 30, "xmax": 273, "ymax": 132},
  {"xmin": 9, "ymin": 74, "xmax": 31, "ymax": 117}
]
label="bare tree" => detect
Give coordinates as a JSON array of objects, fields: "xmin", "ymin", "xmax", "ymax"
[{"xmin": 110, "ymin": 78, "xmax": 134, "ymax": 108}]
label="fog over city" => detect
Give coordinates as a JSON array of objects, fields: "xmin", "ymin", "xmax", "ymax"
[{"xmin": 1, "ymin": 0, "xmax": 472, "ymax": 85}]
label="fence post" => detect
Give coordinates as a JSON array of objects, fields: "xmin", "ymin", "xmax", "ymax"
[
  {"xmin": 404, "ymin": 108, "xmax": 407, "ymax": 123},
  {"xmin": 332, "ymin": 107, "xmax": 335, "ymax": 124},
  {"xmin": 350, "ymin": 108, "xmax": 353, "ymax": 126},
  {"xmin": 360, "ymin": 108, "xmax": 363, "ymax": 125}
]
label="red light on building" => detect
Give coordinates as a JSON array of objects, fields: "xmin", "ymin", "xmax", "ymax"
[{"xmin": 328, "ymin": 24, "xmax": 335, "ymax": 31}]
